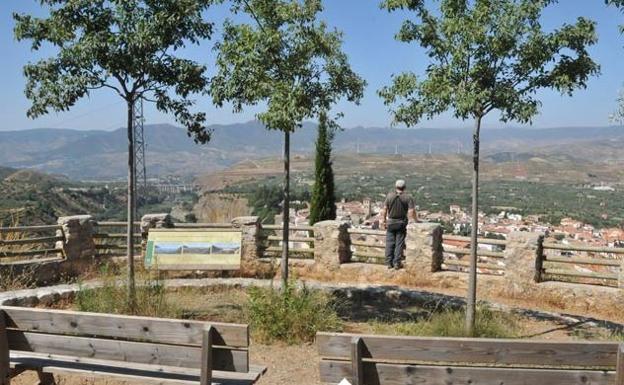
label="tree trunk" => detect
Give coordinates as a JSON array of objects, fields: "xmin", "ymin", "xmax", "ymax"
[
  {"xmin": 466, "ymin": 115, "xmax": 482, "ymax": 336},
  {"xmin": 126, "ymin": 99, "xmax": 137, "ymax": 310},
  {"xmin": 281, "ymin": 131, "xmax": 290, "ymax": 289}
]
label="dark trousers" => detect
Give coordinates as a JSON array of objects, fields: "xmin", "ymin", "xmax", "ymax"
[{"xmin": 385, "ymin": 224, "xmax": 406, "ymax": 267}]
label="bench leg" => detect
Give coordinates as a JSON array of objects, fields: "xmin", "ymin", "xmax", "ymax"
[
  {"xmin": 351, "ymin": 337, "xmax": 364, "ymax": 385},
  {"xmin": 0, "ymin": 311, "xmax": 9, "ymax": 385},
  {"xmin": 617, "ymin": 343, "xmax": 624, "ymax": 385},
  {"xmin": 36, "ymin": 370, "xmax": 55, "ymax": 385},
  {"xmin": 200, "ymin": 326, "xmax": 214, "ymax": 385}
]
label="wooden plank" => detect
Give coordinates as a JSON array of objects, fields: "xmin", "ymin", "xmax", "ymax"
[
  {"xmin": 443, "ymin": 260, "xmax": 504, "ymax": 271},
  {"xmin": 10, "ymin": 353, "xmax": 264, "ymax": 385},
  {"xmin": 442, "ymin": 235, "xmax": 508, "ymax": 246},
  {"xmin": 320, "ymin": 360, "xmax": 615, "ymax": 385},
  {"xmin": 0, "ymin": 249, "xmax": 62, "ymax": 258},
  {"xmin": 443, "ymin": 247, "xmax": 505, "ymax": 259},
  {"xmin": 0, "ymin": 257, "xmax": 63, "ymax": 266},
  {"xmin": 351, "ymin": 251, "xmax": 385, "ymax": 259},
  {"xmin": 0, "ymin": 225, "xmax": 61, "ymax": 233},
  {"xmin": 1, "ymin": 306, "xmax": 249, "ymax": 348},
  {"xmin": 544, "ymin": 256, "xmax": 621, "ymax": 267},
  {"xmin": 95, "ymin": 244, "xmax": 142, "ymax": 250},
  {"xmin": 93, "ymin": 234, "xmax": 142, "ymax": 239},
  {"xmin": 351, "ymin": 337, "xmax": 363, "ymax": 385},
  {"xmin": 267, "ymin": 236, "xmax": 314, "ymax": 243},
  {"xmin": 544, "ymin": 269, "xmax": 619, "ymax": 281},
  {"xmin": 351, "ymin": 241, "xmax": 385, "ymax": 248},
  {"xmin": 0, "ymin": 311, "xmax": 8, "ymax": 385},
  {"xmin": 0, "ymin": 236, "xmax": 63, "ymax": 246},
  {"xmin": 543, "ymin": 242, "xmax": 624, "ymax": 255},
  {"xmin": 617, "ymin": 344, "xmax": 624, "ymax": 385},
  {"xmin": 316, "ymin": 333, "xmax": 619, "ymax": 367},
  {"xmin": 200, "ymin": 326, "xmax": 213, "ymax": 385},
  {"xmin": 348, "ymin": 229, "xmax": 385, "ymax": 236},
  {"xmin": 265, "ymin": 246, "xmax": 314, "ymax": 254},
  {"xmin": 7, "ymin": 330, "xmax": 248, "ymax": 372}
]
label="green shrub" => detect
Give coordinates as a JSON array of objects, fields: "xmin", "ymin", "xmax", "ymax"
[
  {"xmin": 246, "ymin": 284, "xmax": 343, "ymax": 344},
  {"xmin": 371, "ymin": 305, "xmax": 519, "ymax": 338},
  {"xmin": 75, "ymin": 264, "xmax": 180, "ymax": 318}
]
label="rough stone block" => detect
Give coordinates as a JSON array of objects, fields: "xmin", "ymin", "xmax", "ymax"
[
  {"xmin": 313, "ymin": 220, "xmax": 351, "ymax": 269},
  {"xmin": 504, "ymin": 231, "xmax": 544, "ymax": 294},
  {"xmin": 57, "ymin": 215, "xmax": 96, "ymax": 260},
  {"xmin": 405, "ymin": 223, "xmax": 443, "ymax": 273}
]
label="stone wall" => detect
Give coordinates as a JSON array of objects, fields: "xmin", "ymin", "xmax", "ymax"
[{"xmin": 5, "ymin": 213, "xmax": 623, "ymax": 309}]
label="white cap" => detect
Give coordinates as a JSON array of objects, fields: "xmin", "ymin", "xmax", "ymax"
[{"xmin": 395, "ymin": 179, "xmax": 406, "ymax": 189}]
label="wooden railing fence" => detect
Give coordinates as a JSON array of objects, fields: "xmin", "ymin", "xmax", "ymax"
[
  {"xmin": 262, "ymin": 224, "xmax": 315, "ymax": 259},
  {"xmin": 0, "ymin": 225, "xmax": 64, "ymax": 263},
  {"xmin": 93, "ymin": 222, "xmax": 141, "ymax": 258},
  {"xmin": 441, "ymin": 235, "xmax": 507, "ymax": 275},
  {"xmin": 538, "ymin": 240, "xmax": 624, "ymax": 286},
  {"xmin": 348, "ymin": 228, "xmax": 386, "ymax": 265}
]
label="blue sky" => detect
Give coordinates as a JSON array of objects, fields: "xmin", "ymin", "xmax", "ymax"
[{"xmin": 0, "ymin": 0, "xmax": 622, "ymax": 131}]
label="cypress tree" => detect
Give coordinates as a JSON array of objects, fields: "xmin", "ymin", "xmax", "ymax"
[{"xmin": 309, "ymin": 111, "xmax": 337, "ymax": 224}]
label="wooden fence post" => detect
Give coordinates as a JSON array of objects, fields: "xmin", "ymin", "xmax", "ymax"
[
  {"xmin": 200, "ymin": 326, "xmax": 214, "ymax": 385},
  {"xmin": 617, "ymin": 343, "xmax": 624, "ymax": 385},
  {"xmin": 534, "ymin": 235, "xmax": 545, "ymax": 283},
  {"xmin": 0, "ymin": 310, "xmax": 8, "ymax": 385},
  {"xmin": 351, "ymin": 337, "xmax": 364, "ymax": 385}
]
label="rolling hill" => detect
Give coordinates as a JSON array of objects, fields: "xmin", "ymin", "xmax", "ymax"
[{"xmin": 0, "ymin": 122, "xmax": 623, "ymax": 180}]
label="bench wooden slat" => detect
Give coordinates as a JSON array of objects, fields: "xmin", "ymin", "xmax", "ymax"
[
  {"xmin": 7, "ymin": 330, "xmax": 248, "ymax": 372},
  {"xmin": 10, "ymin": 353, "xmax": 264, "ymax": 385},
  {"xmin": 316, "ymin": 333, "xmax": 619, "ymax": 367},
  {"xmin": 1, "ymin": 306, "xmax": 248, "ymax": 347},
  {"xmin": 320, "ymin": 360, "xmax": 615, "ymax": 385}
]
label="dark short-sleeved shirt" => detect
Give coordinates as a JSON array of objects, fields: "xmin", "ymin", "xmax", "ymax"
[{"xmin": 384, "ymin": 191, "xmax": 415, "ymax": 221}]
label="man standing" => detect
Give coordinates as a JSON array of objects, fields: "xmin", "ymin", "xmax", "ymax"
[{"xmin": 380, "ymin": 179, "xmax": 417, "ymax": 270}]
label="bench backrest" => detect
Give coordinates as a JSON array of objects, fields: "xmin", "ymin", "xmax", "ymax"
[
  {"xmin": 317, "ymin": 332, "xmax": 624, "ymax": 385},
  {"xmin": 0, "ymin": 306, "xmax": 249, "ymax": 373}
]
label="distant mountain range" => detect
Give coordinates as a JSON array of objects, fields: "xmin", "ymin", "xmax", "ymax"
[{"xmin": 0, "ymin": 122, "xmax": 623, "ymax": 180}]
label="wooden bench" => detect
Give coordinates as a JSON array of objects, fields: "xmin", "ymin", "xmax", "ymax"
[
  {"xmin": 0, "ymin": 306, "xmax": 266, "ymax": 385},
  {"xmin": 317, "ymin": 332, "xmax": 624, "ymax": 385}
]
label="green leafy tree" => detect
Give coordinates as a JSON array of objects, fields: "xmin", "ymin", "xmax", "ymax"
[
  {"xmin": 14, "ymin": 0, "xmax": 215, "ymax": 307},
  {"xmin": 211, "ymin": 0, "xmax": 365, "ymax": 288},
  {"xmin": 309, "ymin": 111, "xmax": 337, "ymax": 225},
  {"xmin": 379, "ymin": 0, "xmax": 599, "ymax": 335}
]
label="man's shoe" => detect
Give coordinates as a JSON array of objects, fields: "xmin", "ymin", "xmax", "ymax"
[
  {"xmin": 394, "ymin": 263, "xmax": 403, "ymax": 270},
  {"xmin": 386, "ymin": 265, "xmax": 394, "ymax": 269}
]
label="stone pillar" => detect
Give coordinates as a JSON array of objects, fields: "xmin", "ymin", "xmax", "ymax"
[
  {"xmin": 313, "ymin": 221, "xmax": 351, "ymax": 270},
  {"xmin": 405, "ymin": 223, "xmax": 443, "ymax": 273},
  {"xmin": 140, "ymin": 213, "xmax": 174, "ymax": 250},
  {"xmin": 504, "ymin": 231, "xmax": 544, "ymax": 294},
  {"xmin": 56, "ymin": 215, "xmax": 97, "ymax": 260},
  {"xmin": 231, "ymin": 216, "xmax": 261, "ymax": 272}
]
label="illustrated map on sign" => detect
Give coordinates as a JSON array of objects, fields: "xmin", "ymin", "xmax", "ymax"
[{"xmin": 145, "ymin": 229, "xmax": 242, "ymax": 270}]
